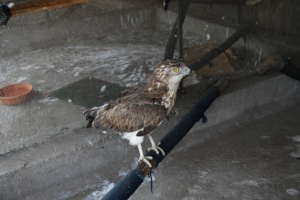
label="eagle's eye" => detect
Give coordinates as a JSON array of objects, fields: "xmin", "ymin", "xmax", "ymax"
[{"xmin": 172, "ymin": 66, "xmax": 181, "ymax": 73}]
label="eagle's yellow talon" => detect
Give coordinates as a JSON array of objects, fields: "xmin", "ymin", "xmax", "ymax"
[
  {"xmin": 157, "ymin": 146, "xmax": 166, "ymax": 156},
  {"xmin": 147, "ymin": 147, "xmax": 159, "ymax": 154},
  {"xmin": 145, "ymin": 156, "xmax": 153, "ymax": 160},
  {"xmin": 139, "ymin": 157, "xmax": 152, "ymax": 168},
  {"xmin": 148, "ymin": 146, "xmax": 166, "ymax": 156},
  {"xmin": 147, "ymin": 135, "xmax": 166, "ymax": 156}
]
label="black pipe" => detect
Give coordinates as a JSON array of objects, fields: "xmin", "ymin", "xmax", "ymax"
[
  {"xmin": 102, "ymin": 80, "xmax": 226, "ymax": 200},
  {"xmin": 164, "ymin": 0, "xmax": 191, "ymax": 60},
  {"xmin": 163, "ymin": 0, "xmax": 171, "ymax": 10},
  {"xmin": 189, "ymin": 25, "xmax": 252, "ymax": 70}
]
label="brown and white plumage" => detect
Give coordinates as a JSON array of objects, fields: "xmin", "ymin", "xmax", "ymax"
[{"xmin": 84, "ymin": 59, "xmax": 190, "ymax": 167}]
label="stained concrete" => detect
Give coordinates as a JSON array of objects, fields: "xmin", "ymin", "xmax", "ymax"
[
  {"xmin": 0, "ymin": 2, "xmax": 299, "ymax": 200},
  {"xmin": 51, "ymin": 78, "xmax": 124, "ymax": 108}
]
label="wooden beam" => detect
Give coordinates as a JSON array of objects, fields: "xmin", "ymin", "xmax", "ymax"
[{"xmin": 10, "ymin": 0, "xmax": 90, "ymax": 16}]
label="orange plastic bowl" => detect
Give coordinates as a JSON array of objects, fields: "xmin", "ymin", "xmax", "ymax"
[{"xmin": 0, "ymin": 83, "xmax": 33, "ymax": 105}]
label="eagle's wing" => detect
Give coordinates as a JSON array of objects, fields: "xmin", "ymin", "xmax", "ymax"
[
  {"xmin": 116, "ymin": 86, "xmax": 167, "ymax": 105},
  {"xmin": 93, "ymin": 103, "xmax": 167, "ymax": 134}
]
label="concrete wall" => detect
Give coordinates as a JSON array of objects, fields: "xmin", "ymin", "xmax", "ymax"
[
  {"xmin": 0, "ymin": 3, "xmax": 156, "ymax": 57},
  {"xmin": 186, "ymin": 0, "xmax": 300, "ymax": 35},
  {"xmin": 166, "ymin": 0, "xmax": 300, "ymax": 63},
  {"xmin": 89, "ymin": 0, "xmax": 159, "ymax": 10}
]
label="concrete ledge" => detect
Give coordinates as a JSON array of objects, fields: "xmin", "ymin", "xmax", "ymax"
[
  {"xmin": 196, "ymin": 74, "xmax": 300, "ymax": 131},
  {"xmin": 0, "ymin": 95, "xmax": 86, "ymax": 155}
]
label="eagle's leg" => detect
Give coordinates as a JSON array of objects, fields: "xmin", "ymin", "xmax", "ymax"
[
  {"xmin": 137, "ymin": 144, "xmax": 153, "ymax": 167},
  {"xmin": 147, "ymin": 135, "xmax": 166, "ymax": 156}
]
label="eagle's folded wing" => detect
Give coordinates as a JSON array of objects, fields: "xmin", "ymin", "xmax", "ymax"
[{"xmin": 94, "ymin": 103, "xmax": 167, "ymax": 133}]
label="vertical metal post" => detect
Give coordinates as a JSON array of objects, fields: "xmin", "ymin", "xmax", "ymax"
[
  {"xmin": 177, "ymin": 0, "xmax": 184, "ymax": 60},
  {"xmin": 164, "ymin": 0, "xmax": 191, "ymax": 60}
]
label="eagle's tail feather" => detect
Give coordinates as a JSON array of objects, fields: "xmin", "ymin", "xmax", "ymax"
[
  {"xmin": 83, "ymin": 104, "xmax": 109, "ymax": 128},
  {"xmin": 83, "ymin": 108, "xmax": 97, "ymax": 128}
]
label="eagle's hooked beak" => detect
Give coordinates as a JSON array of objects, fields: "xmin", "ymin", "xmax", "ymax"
[{"xmin": 182, "ymin": 65, "xmax": 191, "ymax": 76}]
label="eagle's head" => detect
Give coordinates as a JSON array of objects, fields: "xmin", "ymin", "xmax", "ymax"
[{"xmin": 149, "ymin": 59, "xmax": 191, "ymax": 91}]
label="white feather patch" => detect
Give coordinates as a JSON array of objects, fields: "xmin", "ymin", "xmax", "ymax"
[
  {"xmin": 121, "ymin": 128, "xmax": 144, "ymax": 146},
  {"xmin": 7, "ymin": 2, "xmax": 15, "ymax": 8}
]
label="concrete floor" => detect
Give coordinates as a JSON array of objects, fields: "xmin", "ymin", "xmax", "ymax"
[
  {"xmin": 0, "ymin": 2, "xmax": 300, "ymax": 200},
  {"xmin": 73, "ymin": 102, "xmax": 300, "ymax": 200},
  {"xmin": 136, "ymin": 102, "xmax": 300, "ymax": 200}
]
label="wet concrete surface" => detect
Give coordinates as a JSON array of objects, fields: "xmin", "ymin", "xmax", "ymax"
[
  {"xmin": 0, "ymin": 2, "xmax": 299, "ymax": 199},
  {"xmin": 51, "ymin": 77, "xmax": 124, "ymax": 108},
  {"xmin": 73, "ymin": 102, "xmax": 300, "ymax": 200}
]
